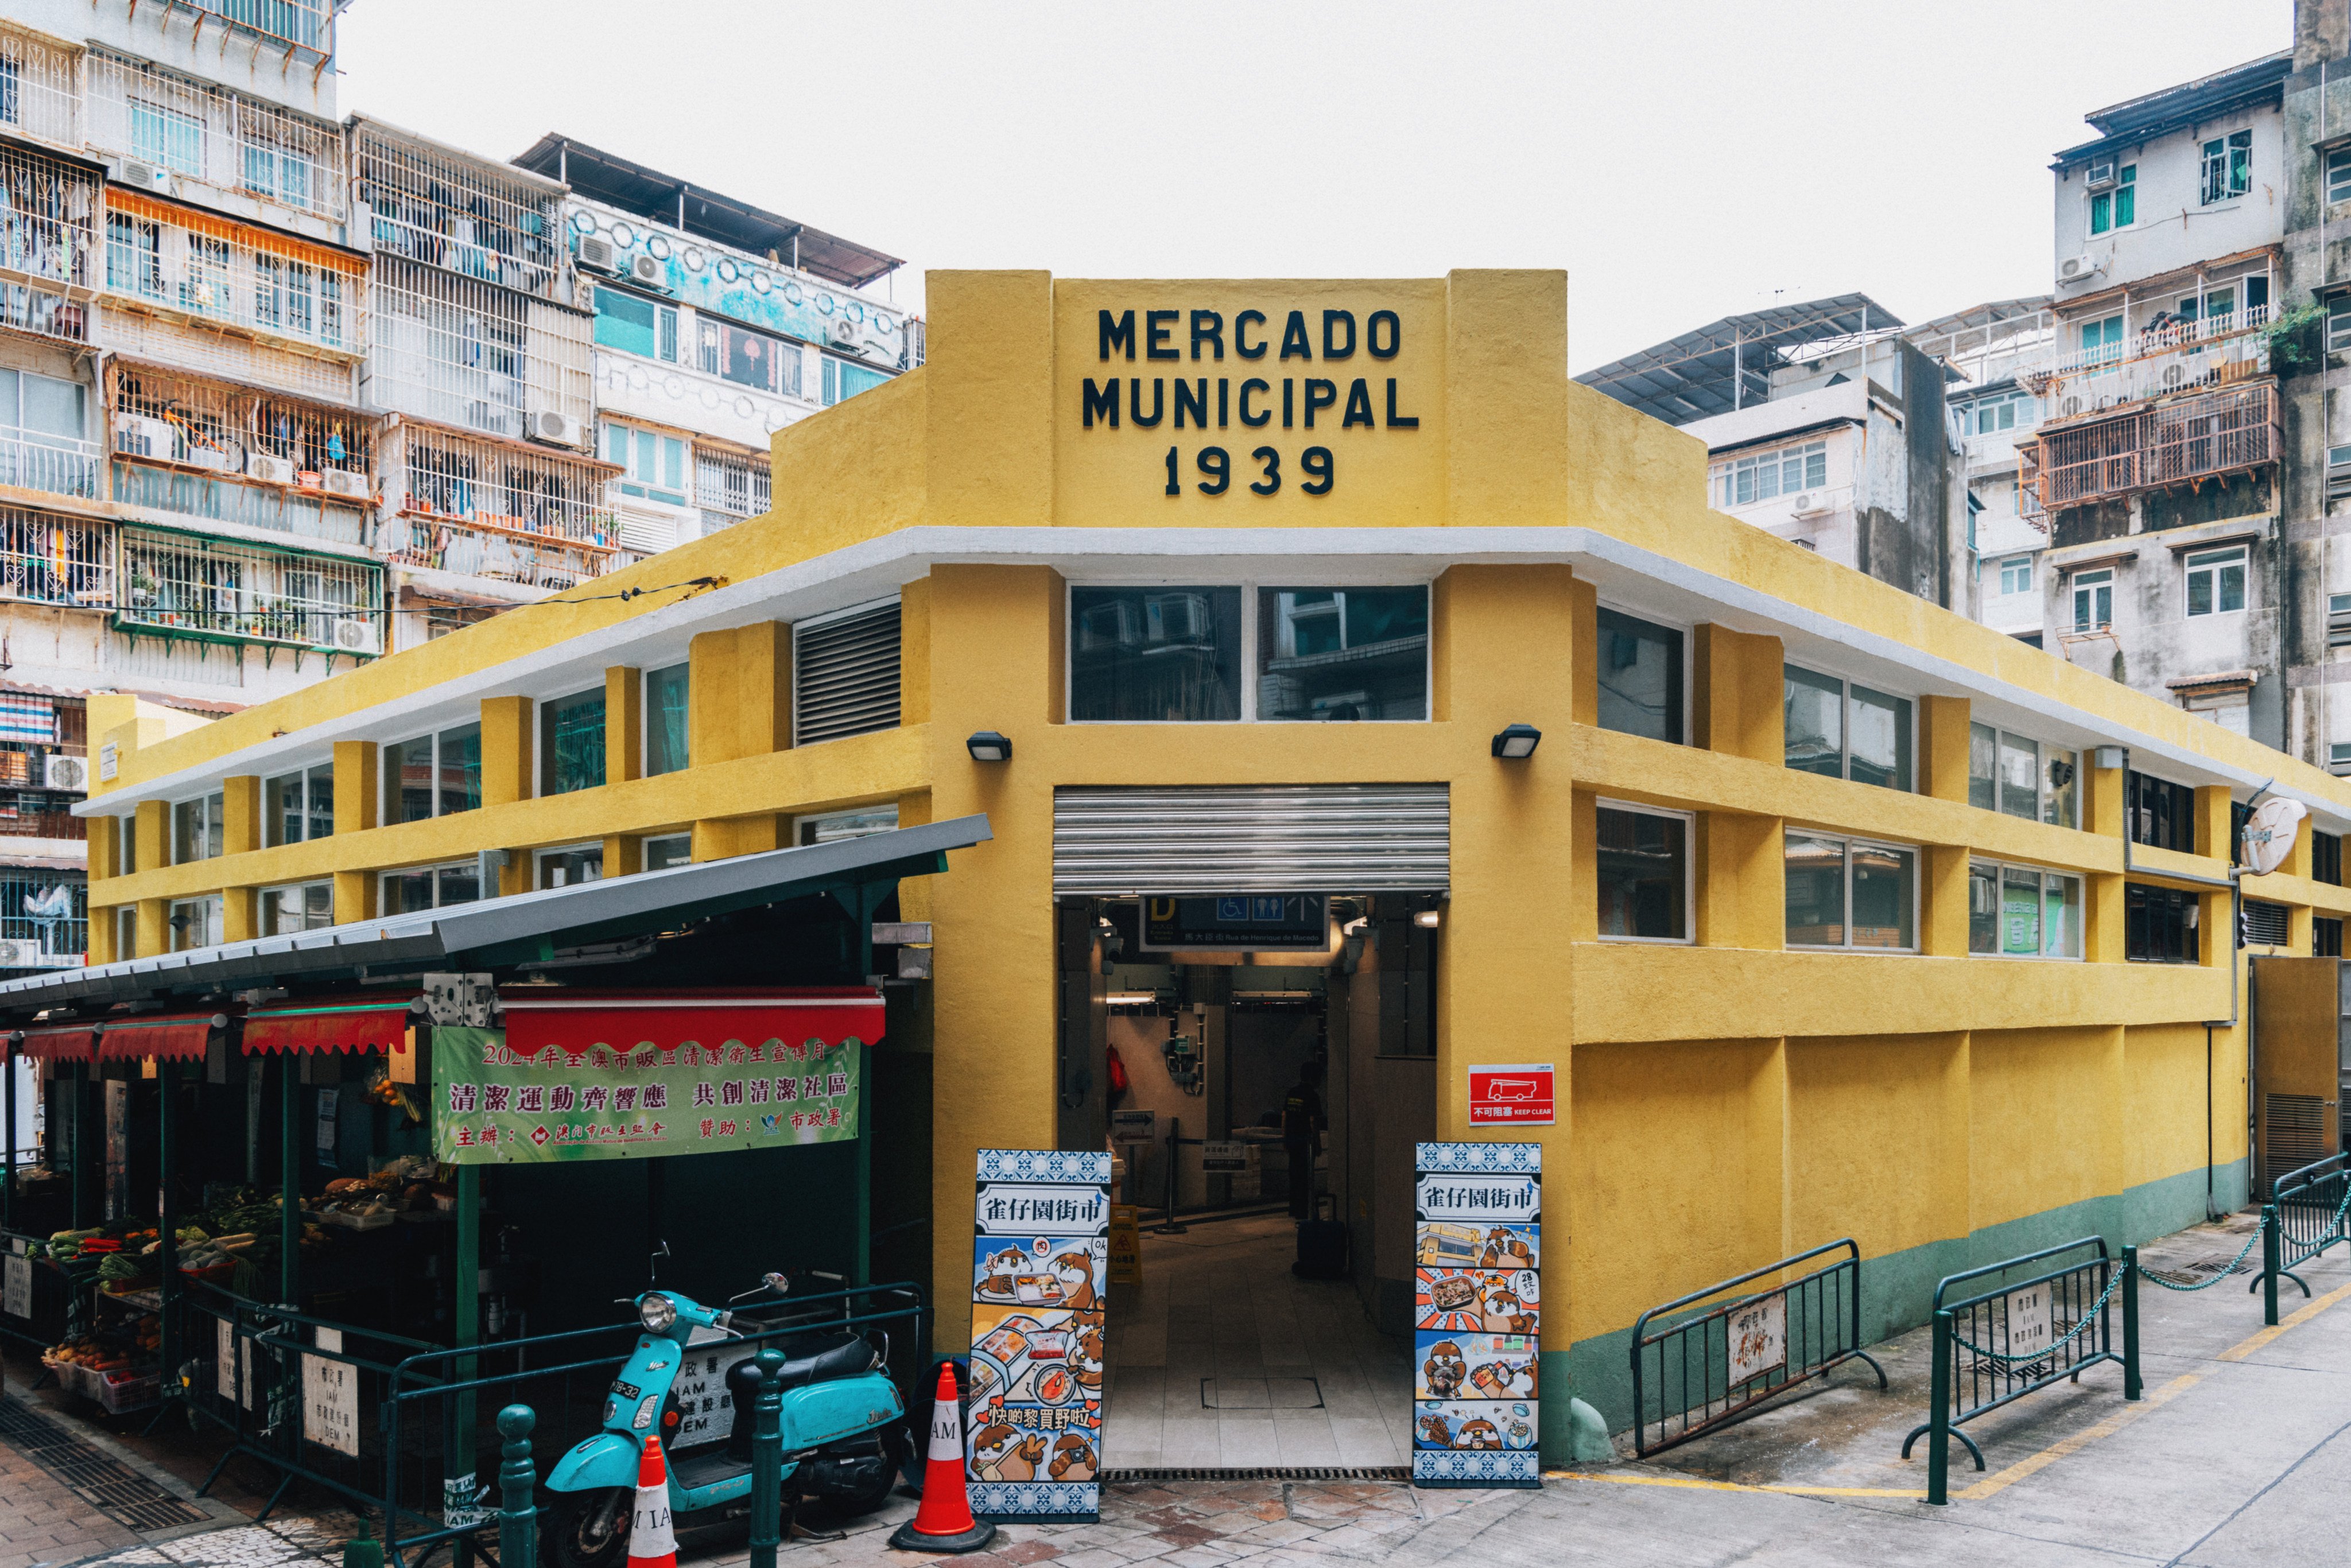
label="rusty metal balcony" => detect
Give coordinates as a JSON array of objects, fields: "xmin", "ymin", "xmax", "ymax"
[{"xmin": 2016, "ymin": 382, "xmax": 2277, "ymax": 521}]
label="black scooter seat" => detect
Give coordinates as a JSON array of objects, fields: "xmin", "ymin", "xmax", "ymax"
[{"xmin": 723, "ymin": 1334, "xmax": 878, "ymax": 1459}]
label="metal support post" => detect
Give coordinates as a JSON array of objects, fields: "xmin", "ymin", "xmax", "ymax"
[
  {"xmin": 280, "ymin": 1054, "xmax": 300, "ymax": 1306},
  {"xmin": 452, "ymin": 1162, "xmax": 482, "ymax": 1568},
  {"xmin": 158, "ymin": 1062, "xmax": 179, "ymax": 1399},
  {"xmin": 497, "ymin": 1406, "xmax": 537, "ymax": 1568},
  {"xmin": 749, "ymin": 1348, "xmax": 785, "ymax": 1568},
  {"xmin": 2262, "ymin": 1202, "xmax": 2280, "ymax": 1328},
  {"xmin": 3, "ymin": 1039, "xmax": 15, "ymax": 1232},
  {"xmin": 73, "ymin": 1064, "xmax": 94, "ymax": 1228},
  {"xmin": 2120, "ymin": 1246, "xmax": 2141, "ymax": 1400},
  {"xmin": 1926, "ymin": 1309, "xmax": 1952, "ymax": 1507}
]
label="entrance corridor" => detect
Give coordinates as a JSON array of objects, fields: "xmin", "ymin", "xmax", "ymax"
[{"xmin": 1100, "ymin": 1213, "xmax": 1414, "ymax": 1470}]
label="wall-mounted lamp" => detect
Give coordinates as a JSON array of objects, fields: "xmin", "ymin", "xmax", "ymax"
[
  {"xmin": 1413, "ymin": 909, "xmax": 1442, "ymax": 929},
  {"xmin": 1491, "ymin": 723, "xmax": 1542, "ymax": 760},
  {"xmin": 965, "ymin": 730, "xmax": 1013, "ymax": 762},
  {"xmin": 2093, "ymin": 746, "xmax": 2127, "ymax": 770}
]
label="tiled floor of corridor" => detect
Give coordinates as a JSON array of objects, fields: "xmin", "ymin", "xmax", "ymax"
[{"xmin": 1098, "ymin": 1210, "xmax": 1416, "ymax": 1469}]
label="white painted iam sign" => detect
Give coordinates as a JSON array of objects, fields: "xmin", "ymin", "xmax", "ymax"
[
  {"xmin": 302, "ymin": 1326, "xmax": 358, "ymax": 1458},
  {"xmin": 1727, "ymin": 1295, "xmax": 1786, "ymax": 1387},
  {"xmin": 2004, "ymin": 1284, "xmax": 2052, "ymax": 1361},
  {"xmin": 3, "ymin": 1252, "xmax": 29, "ymax": 1319}
]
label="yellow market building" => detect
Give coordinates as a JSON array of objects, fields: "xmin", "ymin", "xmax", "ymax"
[{"xmin": 54, "ymin": 269, "xmax": 2351, "ymax": 1459}]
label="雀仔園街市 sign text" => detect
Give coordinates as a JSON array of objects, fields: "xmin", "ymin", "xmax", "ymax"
[
  {"xmin": 1081, "ymin": 307, "xmax": 1419, "ymax": 499},
  {"xmin": 430, "ymin": 1025, "xmax": 860, "ymax": 1164}
]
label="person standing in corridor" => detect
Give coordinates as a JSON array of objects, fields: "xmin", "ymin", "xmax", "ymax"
[{"xmin": 1282, "ymin": 1059, "xmax": 1325, "ymax": 1221}]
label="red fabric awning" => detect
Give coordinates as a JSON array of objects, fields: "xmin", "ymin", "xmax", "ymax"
[
  {"xmin": 17, "ymin": 1022, "xmax": 95, "ymax": 1061},
  {"xmin": 497, "ymin": 987, "xmax": 885, "ymax": 1062},
  {"xmin": 244, "ymin": 1000, "xmax": 415, "ymax": 1054},
  {"xmin": 98, "ymin": 1012, "xmax": 225, "ymax": 1062}
]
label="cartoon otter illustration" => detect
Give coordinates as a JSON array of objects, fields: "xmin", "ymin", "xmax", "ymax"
[
  {"xmin": 1480, "ymin": 1229, "xmax": 1534, "ymax": 1270},
  {"xmin": 1050, "ymin": 1252, "xmax": 1098, "ymax": 1311},
  {"xmin": 1422, "ymin": 1340, "xmax": 1467, "ymax": 1399},
  {"xmin": 1504, "ymin": 1417, "xmax": 1535, "ymax": 1450},
  {"xmin": 1479, "ymin": 1282, "xmax": 1538, "ymax": 1335},
  {"xmin": 1074, "ymin": 1326, "xmax": 1105, "ymax": 1391},
  {"xmin": 971, "ymin": 1423, "xmax": 1048, "ymax": 1481},
  {"xmin": 1455, "ymin": 1418, "xmax": 1502, "ymax": 1450},
  {"xmin": 981, "ymin": 1245, "xmax": 1028, "ymax": 1278},
  {"xmin": 1047, "ymin": 1432, "xmax": 1097, "ymax": 1480},
  {"xmin": 1415, "ymin": 1413, "xmax": 1453, "ymax": 1447}
]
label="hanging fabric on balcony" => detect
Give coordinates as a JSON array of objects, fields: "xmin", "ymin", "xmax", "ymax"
[{"xmin": 0, "ymin": 692, "xmax": 56, "ymax": 743}]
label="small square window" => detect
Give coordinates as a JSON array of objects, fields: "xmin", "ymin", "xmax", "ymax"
[
  {"xmin": 2185, "ymin": 548, "xmax": 2247, "ymax": 617},
  {"xmin": 1595, "ymin": 803, "xmax": 1690, "ymax": 943}
]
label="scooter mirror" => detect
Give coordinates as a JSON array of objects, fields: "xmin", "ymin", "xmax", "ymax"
[{"xmin": 763, "ymin": 1271, "xmax": 789, "ymax": 1296}]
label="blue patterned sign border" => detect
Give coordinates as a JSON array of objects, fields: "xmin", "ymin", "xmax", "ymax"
[
  {"xmin": 970, "ymin": 1479, "xmax": 1097, "ymax": 1520},
  {"xmin": 1411, "ymin": 1449, "xmax": 1541, "ymax": 1487},
  {"xmin": 1415, "ymin": 1142, "xmax": 1542, "ymax": 1175},
  {"xmin": 977, "ymin": 1148, "xmax": 1114, "ymax": 1184}
]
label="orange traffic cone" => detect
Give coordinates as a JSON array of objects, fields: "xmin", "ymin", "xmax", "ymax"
[
  {"xmin": 626, "ymin": 1436, "xmax": 677, "ymax": 1568},
  {"xmin": 888, "ymin": 1364, "xmax": 997, "ymax": 1553}
]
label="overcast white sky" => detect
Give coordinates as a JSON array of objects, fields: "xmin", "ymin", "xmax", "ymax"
[{"xmin": 339, "ymin": 0, "xmax": 2297, "ymax": 375}]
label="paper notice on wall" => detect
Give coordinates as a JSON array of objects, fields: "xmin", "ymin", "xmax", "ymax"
[
  {"xmin": 316, "ymin": 1088, "xmax": 339, "ymax": 1157},
  {"xmin": 3, "ymin": 1252, "xmax": 29, "ymax": 1319},
  {"xmin": 216, "ymin": 1315, "xmax": 253, "ymax": 1410},
  {"xmin": 302, "ymin": 1325, "xmax": 358, "ymax": 1457}
]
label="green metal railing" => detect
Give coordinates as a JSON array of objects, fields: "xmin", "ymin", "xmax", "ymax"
[{"xmin": 2251, "ymin": 1154, "xmax": 2351, "ymax": 1326}]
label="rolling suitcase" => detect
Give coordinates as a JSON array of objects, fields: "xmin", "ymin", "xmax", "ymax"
[{"xmin": 1293, "ymin": 1192, "xmax": 1351, "ymax": 1280}]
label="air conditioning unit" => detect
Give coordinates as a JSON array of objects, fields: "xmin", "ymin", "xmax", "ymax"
[
  {"xmin": 247, "ymin": 453, "xmax": 298, "ymax": 485},
  {"xmin": 2086, "ymin": 160, "xmax": 2118, "ymax": 190},
  {"xmin": 826, "ymin": 316, "xmax": 860, "ymax": 347},
  {"xmin": 42, "ymin": 753, "xmax": 87, "ymax": 793},
  {"xmin": 113, "ymin": 413, "xmax": 176, "ymax": 459},
  {"xmin": 615, "ymin": 500, "xmax": 681, "ymax": 555},
  {"xmin": 114, "ymin": 158, "xmax": 173, "ymax": 196},
  {"xmin": 528, "ymin": 410, "xmax": 585, "ymax": 448},
  {"xmin": 320, "ymin": 468, "xmax": 370, "ymax": 499},
  {"xmin": 185, "ymin": 445, "xmax": 232, "ymax": 472},
  {"xmin": 0, "ymin": 938, "xmax": 42, "ymax": 969},
  {"xmin": 2058, "ymin": 254, "xmax": 2105, "ymax": 285},
  {"xmin": 1787, "ymin": 491, "xmax": 1832, "ymax": 518},
  {"xmin": 628, "ymin": 253, "xmax": 664, "ymax": 286},
  {"xmin": 577, "ymin": 234, "xmax": 618, "ymax": 273},
  {"xmin": 332, "ymin": 619, "xmax": 380, "ymax": 655}
]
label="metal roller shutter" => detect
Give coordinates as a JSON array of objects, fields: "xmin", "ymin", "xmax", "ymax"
[
  {"xmin": 1052, "ymin": 783, "xmax": 1449, "ymax": 895},
  {"xmin": 793, "ymin": 599, "xmax": 900, "ymax": 745}
]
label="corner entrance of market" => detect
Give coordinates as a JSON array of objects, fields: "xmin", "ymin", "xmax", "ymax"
[
  {"xmin": 1048, "ymin": 785, "xmax": 1445, "ymax": 1472},
  {"xmin": 0, "ymin": 818, "xmax": 987, "ymax": 1561}
]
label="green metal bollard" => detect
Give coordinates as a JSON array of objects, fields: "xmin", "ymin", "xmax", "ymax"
[
  {"xmin": 748, "ymin": 1348, "xmax": 786, "ymax": 1568},
  {"xmin": 498, "ymin": 1406, "xmax": 537, "ymax": 1568},
  {"xmin": 2120, "ymin": 1248, "xmax": 2141, "ymax": 1401},
  {"xmin": 2261, "ymin": 1203, "xmax": 2280, "ymax": 1328},
  {"xmin": 1926, "ymin": 1309, "xmax": 1952, "ymax": 1507}
]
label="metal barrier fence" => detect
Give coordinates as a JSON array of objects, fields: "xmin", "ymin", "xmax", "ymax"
[
  {"xmin": 1900, "ymin": 1238, "xmax": 2136, "ymax": 1505},
  {"xmin": 377, "ymin": 1281, "xmax": 928, "ymax": 1568},
  {"xmin": 1629, "ymin": 1239, "xmax": 1885, "ymax": 1458},
  {"xmin": 2253, "ymin": 1153, "xmax": 2351, "ymax": 1325},
  {"xmin": 0, "ymin": 1227, "xmax": 79, "ymax": 1363}
]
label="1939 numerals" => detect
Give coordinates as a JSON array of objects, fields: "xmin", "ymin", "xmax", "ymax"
[{"xmin": 1164, "ymin": 445, "xmax": 1332, "ymax": 498}]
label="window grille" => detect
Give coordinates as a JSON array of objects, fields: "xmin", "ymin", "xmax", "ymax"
[
  {"xmin": 0, "ymin": 867, "xmax": 84, "ymax": 961},
  {"xmin": 84, "ymin": 52, "xmax": 346, "ymax": 224},
  {"xmin": 0, "ymin": 142, "xmax": 98, "ymax": 344},
  {"xmin": 695, "ymin": 445, "xmax": 770, "ymax": 533},
  {"xmin": 353, "ymin": 122, "xmax": 566, "ymax": 302},
  {"xmin": 98, "ymin": 304, "xmax": 355, "ymax": 405},
  {"xmin": 366, "ymin": 257, "xmax": 592, "ymax": 439},
  {"xmin": 0, "ymin": 504, "xmax": 111, "ymax": 607},
  {"xmin": 2243, "ymin": 899, "xmax": 2291, "ymax": 948},
  {"xmin": 108, "ymin": 363, "xmax": 373, "ymax": 545},
  {"xmin": 388, "ymin": 426, "xmax": 618, "ymax": 589},
  {"xmin": 118, "ymin": 525, "xmax": 382, "ymax": 652},
  {"xmin": 183, "ymin": 0, "xmax": 333, "ymax": 56},
  {"xmin": 793, "ymin": 599, "xmax": 901, "ymax": 745},
  {"xmin": 0, "ymin": 24, "xmax": 82, "ymax": 148},
  {"xmin": 102, "ymin": 191, "xmax": 363, "ymax": 357}
]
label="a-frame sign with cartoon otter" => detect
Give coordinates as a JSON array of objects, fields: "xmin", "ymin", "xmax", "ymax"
[
  {"xmin": 1412, "ymin": 1142, "xmax": 1541, "ymax": 1487},
  {"xmin": 967, "ymin": 1148, "xmax": 1111, "ymax": 1521}
]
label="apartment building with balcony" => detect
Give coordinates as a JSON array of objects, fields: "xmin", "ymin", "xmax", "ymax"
[
  {"xmin": 509, "ymin": 135, "xmax": 915, "ymax": 557},
  {"xmin": 2020, "ymin": 51, "xmax": 2292, "ymax": 743},
  {"xmin": 1580, "ymin": 294, "xmax": 1970, "ymax": 616}
]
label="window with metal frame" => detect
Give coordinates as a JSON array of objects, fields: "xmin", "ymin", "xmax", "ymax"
[
  {"xmin": 0, "ymin": 24, "xmax": 83, "ymax": 148},
  {"xmin": 114, "ymin": 905, "xmax": 135, "ymax": 961},
  {"xmin": 168, "ymin": 894, "xmax": 222, "ymax": 952},
  {"xmin": 2332, "ymin": 147, "xmax": 2351, "ymax": 208},
  {"xmin": 2315, "ymin": 829, "xmax": 2342, "ymax": 887},
  {"xmin": 2242, "ymin": 898, "xmax": 2291, "ymax": 948},
  {"xmin": 0, "ymin": 505, "xmax": 108, "ymax": 607},
  {"xmin": 643, "ymin": 832, "xmax": 691, "ymax": 870},
  {"xmin": 172, "ymin": 790, "xmax": 224, "ymax": 864},
  {"xmin": 2200, "ymin": 129, "xmax": 2253, "ymax": 205},
  {"xmin": 108, "ymin": 363, "xmax": 372, "ymax": 543},
  {"xmin": 1784, "ymin": 832, "xmax": 1917, "ymax": 951},
  {"xmin": 381, "ymin": 723, "xmax": 481, "ymax": 824},
  {"xmin": 101, "ymin": 194, "xmax": 360, "ymax": 355},
  {"xmin": 2125, "ymin": 883, "xmax": 2200, "ymax": 963},
  {"xmin": 2125, "ymin": 770, "xmax": 2196, "ymax": 852},
  {"xmin": 700, "ymin": 317, "xmax": 803, "ymax": 397},
  {"xmin": 1972, "ymin": 394, "xmax": 2031, "ymax": 436},
  {"xmin": 1069, "ymin": 586, "xmax": 1240, "ymax": 722},
  {"xmin": 2, "ymin": 867, "xmax": 84, "ymax": 961},
  {"xmin": 387, "ymin": 426, "xmax": 618, "ymax": 590},
  {"xmin": 1596, "ymin": 607, "xmax": 1685, "ymax": 745},
  {"xmin": 820, "ymin": 355, "xmax": 890, "ymax": 406},
  {"xmin": 2316, "ymin": 917, "xmax": 2344, "ymax": 958},
  {"xmin": 0, "ymin": 142, "xmax": 98, "ymax": 344},
  {"xmin": 368, "ymin": 258, "xmax": 593, "ymax": 440},
  {"xmin": 2077, "ymin": 315, "xmax": 2124, "ymax": 366},
  {"xmin": 263, "ymin": 763, "xmax": 333, "ymax": 847},
  {"xmin": 603, "ymin": 420, "xmax": 688, "ymax": 507},
  {"xmin": 593, "ymin": 285, "xmax": 678, "ymax": 363},
  {"xmin": 645, "ymin": 663, "xmax": 689, "ymax": 777},
  {"xmin": 379, "ymin": 860, "xmax": 482, "ymax": 916},
  {"xmin": 1596, "ymin": 802, "xmax": 1691, "ymax": 943},
  {"xmin": 118, "ymin": 527, "xmax": 381, "ymax": 653},
  {"xmin": 536, "ymin": 844, "xmax": 602, "ymax": 889},
  {"xmin": 1254, "ymin": 586, "xmax": 1429, "ymax": 721},
  {"xmin": 1712, "ymin": 439, "xmax": 1827, "ymax": 507},
  {"xmin": 260, "ymin": 880, "xmax": 332, "ymax": 936},
  {"xmin": 352, "ymin": 121, "xmax": 566, "ymax": 300},
  {"xmin": 1968, "ymin": 721, "xmax": 2078, "ymax": 828},
  {"xmin": 2184, "ymin": 546, "xmax": 2247, "ymax": 616},
  {"xmin": 1967, "ymin": 860, "xmax": 2084, "ymax": 958},
  {"xmin": 1782, "ymin": 666, "xmax": 1912, "ymax": 790},
  {"xmin": 2071, "ymin": 567, "xmax": 2113, "ymax": 631},
  {"xmin": 795, "ymin": 805, "xmax": 898, "ymax": 847},
  {"xmin": 86, "ymin": 52, "xmax": 343, "ymax": 223},
  {"xmin": 2089, "ymin": 164, "xmax": 2136, "ymax": 234},
  {"xmin": 1997, "ymin": 556, "xmax": 2032, "ymax": 596},
  {"xmin": 539, "ymin": 690, "xmax": 605, "ymax": 796},
  {"xmin": 795, "ymin": 599, "xmax": 902, "ymax": 744},
  {"xmin": 695, "ymin": 446, "xmax": 771, "ymax": 535}
]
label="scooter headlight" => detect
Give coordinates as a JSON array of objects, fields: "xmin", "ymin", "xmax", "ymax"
[{"xmin": 638, "ymin": 1293, "xmax": 678, "ymax": 1332}]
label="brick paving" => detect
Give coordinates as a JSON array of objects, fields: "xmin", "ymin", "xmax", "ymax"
[{"xmin": 0, "ymin": 1433, "xmax": 139, "ymax": 1568}]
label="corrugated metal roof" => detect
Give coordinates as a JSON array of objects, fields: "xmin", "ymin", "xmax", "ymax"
[{"xmin": 1575, "ymin": 295, "xmax": 1903, "ymax": 427}]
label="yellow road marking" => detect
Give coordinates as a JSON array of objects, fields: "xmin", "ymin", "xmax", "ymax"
[
  {"xmin": 1547, "ymin": 1471, "xmax": 1925, "ymax": 1499},
  {"xmin": 1953, "ymin": 1372, "xmax": 2201, "ymax": 1500},
  {"xmin": 2214, "ymin": 1279, "xmax": 2351, "ymax": 1363}
]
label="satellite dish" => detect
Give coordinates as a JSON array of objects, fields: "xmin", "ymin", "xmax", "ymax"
[{"xmin": 2241, "ymin": 797, "xmax": 2308, "ymax": 877}]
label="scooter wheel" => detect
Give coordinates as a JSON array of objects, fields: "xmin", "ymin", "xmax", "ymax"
[
  {"xmin": 542, "ymin": 1487, "xmax": 631, "ymax": 1568},
  {"xmin": 829, "ymin": 1425, "xmax": 903, "ymax": 1517}
]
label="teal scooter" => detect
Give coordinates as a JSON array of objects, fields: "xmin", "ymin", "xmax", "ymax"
[{"xmin": 541, "ymin": 1273, "xmax": 905, "ymax": 1568}]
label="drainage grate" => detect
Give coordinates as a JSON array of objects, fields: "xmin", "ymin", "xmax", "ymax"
[
  {"xmin": 2143, "ymin": 1253, "xmax": 2256, "ymax": 1287},
  {"xmin": 1102, "ymin": 1466, "xmax": 1410, "ymax": 1483},
  {"xmin": 0, "ymin": 1397, "xmax": 210, "ymax": 1532}
]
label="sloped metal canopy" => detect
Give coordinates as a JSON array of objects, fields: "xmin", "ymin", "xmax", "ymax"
[
  {"xmin": 0, "ymin": 816, "xmax": 990, "ymax": 1018},
  {"xmin": 1576, "ymin": 294, "xmax": 1903, "ymax": 426}
]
